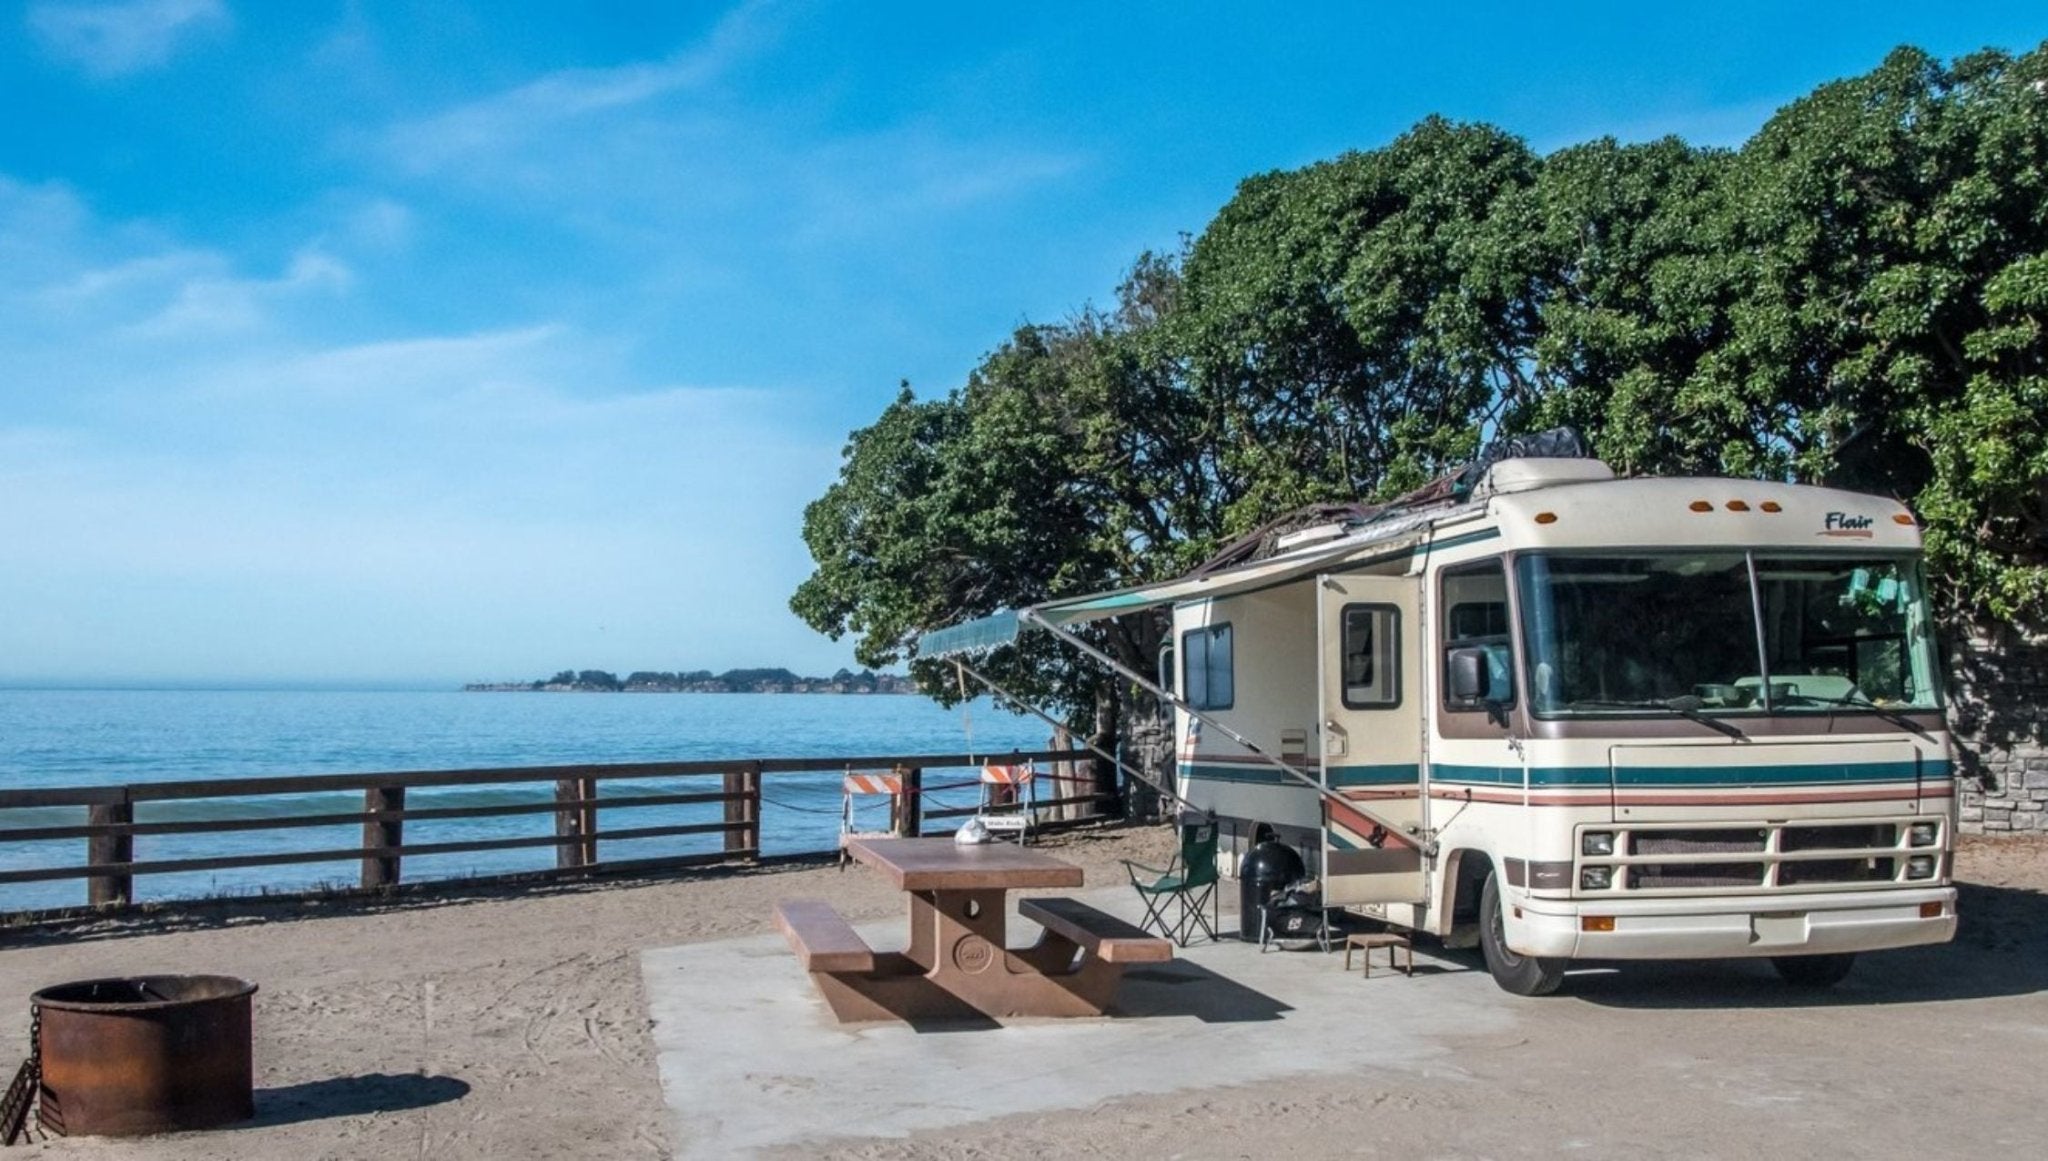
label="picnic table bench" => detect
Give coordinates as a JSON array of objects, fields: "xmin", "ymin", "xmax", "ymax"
[{"xmin": 775, "ymin": 837, "xmax": 1172, "ymax": 1022}]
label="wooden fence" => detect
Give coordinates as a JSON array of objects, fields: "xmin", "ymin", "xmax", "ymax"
[{"xmin": 0, "ymin": 748, "xmax": 1116, "ymax": 915}]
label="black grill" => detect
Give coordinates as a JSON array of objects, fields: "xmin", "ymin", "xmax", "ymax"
[
  {"xmin": 1782, "ymin": 824, "xmax": 1897, "ymax": 852},
  {"xmin": 1779, "ymin": 857, "xmax": 1897, "ymax": 886},
  {"xmin": 1629, "ymin": 828, "xmax": 1767, "ymax": 855},
  {"xmin": 1629, "ymin": 862, "xmax": 1766, "ymax": 889}
]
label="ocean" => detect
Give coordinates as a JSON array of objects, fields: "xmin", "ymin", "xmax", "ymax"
[{"xmin": 0, "ymin": 688, "xmax": 1055, "ymax": 913}]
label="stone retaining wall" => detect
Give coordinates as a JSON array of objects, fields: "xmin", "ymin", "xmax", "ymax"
[{"xmin": 1950, "ymin": 619, "xmax": 2048, "ymax": 834}]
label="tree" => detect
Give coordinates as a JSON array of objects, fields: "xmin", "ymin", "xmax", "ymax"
[
  {"xmin": 1712, "ymin": 46, "xmax": 2048, "ymax": 617},
  {"xmin": 1170, "ymin": 117, "xmax": 1543, "ymax": 514}
]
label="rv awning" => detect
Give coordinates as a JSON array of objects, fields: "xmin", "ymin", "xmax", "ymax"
[{"xmin": 915, "ymin": 529, "xmax": 1398, "ymax": 657}]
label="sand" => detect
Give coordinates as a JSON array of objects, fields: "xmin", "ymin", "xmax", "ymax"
[{"xmin": 3, "ymin": 827, "xmax": 2046, "ymax": 1160}]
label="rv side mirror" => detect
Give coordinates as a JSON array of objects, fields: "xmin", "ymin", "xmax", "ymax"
[{"xmin": 1447, "ymin": 648, "xmax": 1491, "ymax": 704}]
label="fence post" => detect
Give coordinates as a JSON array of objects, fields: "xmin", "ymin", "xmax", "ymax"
[
  {"xmin": 85, "ymin": 797, "xmax": 133, "ymax": 909},
  {"xmin": 361, "ymin": 785, "xmax": 405, "ymax": 889},
  {"xmin": 555, "ymin": 776, "xmax": 598, "ymax": 868},
  {"xmin": 724, "ymin": 763, "xmax": 761, "ymax": 857},
  {"xmin": 895, "ymin": 766, "xmax": 922, "ymax": 837}
]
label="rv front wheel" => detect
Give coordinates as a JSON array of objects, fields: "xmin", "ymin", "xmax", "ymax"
[
  {"xmin": 1770, "ymin": 953, "xmax": 1856, "ymax": 987},
  {"xmin": 1480, "ymin": 872, "xmax": 1567, "ymax": 996}
]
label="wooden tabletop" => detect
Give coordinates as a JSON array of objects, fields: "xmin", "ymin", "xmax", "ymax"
[{"xmin": 843, "ymin": 837, "xmax": 1085, "ymax": 892}]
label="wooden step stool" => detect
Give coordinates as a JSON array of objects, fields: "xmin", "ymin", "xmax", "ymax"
[{"xmin": 1342, "ymin": 931, "xmax": 1413, "ymax": 978}]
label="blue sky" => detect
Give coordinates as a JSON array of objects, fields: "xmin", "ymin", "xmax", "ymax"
[{"xmin": 2, "ymin": 1, "xmax": 2041, "ymax": 686}]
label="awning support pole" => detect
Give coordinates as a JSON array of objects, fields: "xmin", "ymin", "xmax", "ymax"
[
  {"xmin": 1018, "ymin": 609, "xmax": 1421, "ymax": 850},
  {"xmin": 948, "ymin": 660, "xmax": 1186, "ymax": 813}
]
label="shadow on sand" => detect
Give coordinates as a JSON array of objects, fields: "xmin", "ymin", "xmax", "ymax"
[
  {"xmin": 244, "ymin": 1073, "xmax": 470, "ymax": 1129},
  {"xmin": 1534, "ymin": 881, "xmax": 2048, "ymax": 1009},
  {"xmin": 885, "ymin": 956, "xmax": 1292, "ymax": 1034}
]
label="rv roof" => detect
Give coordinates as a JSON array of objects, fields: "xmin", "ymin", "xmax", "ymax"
[{"xmin": 912, "ymin": 473, "xmax": 1921, "ymax": 658}]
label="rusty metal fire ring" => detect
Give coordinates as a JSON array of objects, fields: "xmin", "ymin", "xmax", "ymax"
[{"xmin": 30, "ymin": 975, "xmax": 257, "ymax": 1138}]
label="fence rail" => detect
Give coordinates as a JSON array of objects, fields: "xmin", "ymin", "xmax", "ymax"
[{"xmin": 0, "ymin": 748, "xmax": 1116, "ymax": 914}]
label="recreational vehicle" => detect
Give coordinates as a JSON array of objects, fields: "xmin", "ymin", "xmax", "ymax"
[{"xmin": 922, "ymin": 446, "xmax": 1957, "ymax": 994}]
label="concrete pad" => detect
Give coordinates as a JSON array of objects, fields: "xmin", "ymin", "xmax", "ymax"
[{"xmin": 641, "ymin": 890, "xmax": 1516, "ymax": 1158}]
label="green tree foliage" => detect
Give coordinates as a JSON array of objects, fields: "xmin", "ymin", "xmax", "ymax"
[
  {"xmin": 1720, "ymin": 46, "xmax": 2048, "ymax": 616},
  {"xmin": 789, "ymin": 290, "xmax": 1184, "ymax": 728},
  {"xmin": 794, "ymin": 41, "xmax": 2048, "ymax": 729},
  {"xmin": 1172, "ymin": 118, "xmax": 1542, "ymax": 513}
]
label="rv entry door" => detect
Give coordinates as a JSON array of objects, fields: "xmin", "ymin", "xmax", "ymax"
[{"xmin": 1317, "ymin": 573, "xmax": 1427, "ymax": 906}]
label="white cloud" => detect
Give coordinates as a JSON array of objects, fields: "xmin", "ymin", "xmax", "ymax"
[
  {"xmin": 0, "ymin": 326, "xmax": 844, "ymax": 682},
  {"xmin": 0, "ymin": 175, "xmax": 851, "ymax": 683},
  {"xmin": 27, "ymin": 0, "xmax": 230, "ymax": 79},
  {"xmin": 372, "ymin": 3, "xmax": 1084, "ymax": 254},
  {"xmin": 383, "ymin": 1, "xmax": 776, "ymax": 173},
  {"xmin": 124, "ymin": 247, "xmax": 353, "ymax": 339}
]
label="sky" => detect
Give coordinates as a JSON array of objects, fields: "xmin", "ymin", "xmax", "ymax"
[{"xmin": 2, "ymin": 1, "xmax": 2042, "ymax": 687}]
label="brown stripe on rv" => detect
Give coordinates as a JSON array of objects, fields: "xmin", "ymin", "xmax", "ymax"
[
  {"xmin": 1504, "ymin": 857, "xmax": 1528, "ymax": 887},
  {"xmin": 1528, "ymin": 861, "xmax": 1573, "ymax": 889},
  {"xmin": 1327, "ymin": 848, "xmax": 1424, "ymax": 878}
]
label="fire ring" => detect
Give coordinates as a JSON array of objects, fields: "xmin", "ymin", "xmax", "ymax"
[{"xmin": 31, "ymin": 974, "xmax": 257, "ymax": 1137}]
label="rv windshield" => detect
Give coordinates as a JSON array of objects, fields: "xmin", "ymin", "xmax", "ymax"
[{"xmin": 1516, "ymin": 553, "xmax": 1940, "ymax": 717}]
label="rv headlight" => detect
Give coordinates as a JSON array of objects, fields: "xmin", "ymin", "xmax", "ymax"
[
  {"xmin": 1908, "ymin": 822, "xmax": 1938, "ymax": 847},
  {"xmin": 1580, "ymin": 866, "xmax": 1613, "ymax": 891},
  {"xmin": 1906, "ymin": 854, "xmax": 1937, "ymax": 880},
  {"xmin": 1582, "ymin": 831, "xmax": 1615, "ymax": 857}
]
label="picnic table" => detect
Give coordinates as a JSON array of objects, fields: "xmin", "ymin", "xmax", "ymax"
[{"xmin": 775, "ymin": 836, "xmax": 1172, "ymax": 1022}]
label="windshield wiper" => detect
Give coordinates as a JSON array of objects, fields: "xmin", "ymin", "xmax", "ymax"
[
  {"xmin": 1566, "ymin": 696, "xmax": 1747, "ymax": 740},
  {"xmin": 1775, "ymin": 692, "xmax": 1934, "ymax": 739}
]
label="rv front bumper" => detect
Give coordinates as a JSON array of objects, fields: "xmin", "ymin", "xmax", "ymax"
[{"xmin": 1507, "ymin": 885, "xmax": 1957, "ymax": 960}]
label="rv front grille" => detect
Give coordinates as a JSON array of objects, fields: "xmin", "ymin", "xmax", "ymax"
[
  {"xmin": 1628, "ymin": 862, "xmax": 1766, "ymax": 890},
  {"xmin": 1628, "ymin": 829, "xmax": 1767, "ymax": 856},
  {"xmin": 1572, "ymin": 817, "xmax": 1942, "ymax": 896},
  {"xmin": 1778, "ymin": 857, "xmax": 1897, "ymax": 886},
  {"xmin": 1781, "ymin": 824, "xmax": 1897, "ymax": 852}
]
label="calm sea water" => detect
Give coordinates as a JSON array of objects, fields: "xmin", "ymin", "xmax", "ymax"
[{"xmin": 0, "ymin": 689, "xmax": 1053, "ymax": 912}]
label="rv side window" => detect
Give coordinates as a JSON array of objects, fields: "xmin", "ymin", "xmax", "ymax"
[
  {"xmin": 1181, "ymin": 624, "xmax": 1234, "ymax": 710},
  {"xmin": 1442, "ymin": 560, "xmax": 1515, "ymax": 710},
  {"xmin": 1341, "ymin": 604, "xmax": 1400, "ymax": 708}
]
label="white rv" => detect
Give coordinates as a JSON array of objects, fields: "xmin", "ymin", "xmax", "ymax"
[{"xmin": 924, "ymin": 453, "xmax": 1957, "ymax": 994}]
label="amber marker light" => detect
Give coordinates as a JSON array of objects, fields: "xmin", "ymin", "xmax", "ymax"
[
  {"xmin": 1688, "ymin": 500, "xmax": 1713, "ymax": 512},
  {"xmin": 1534, "ymin": 512, "xmax": 1558, "ymax": 524},
  {"xmin": 1726, "ymin": 500, "xmax": 1751, "ymax": 512},
  {"xmin": 1760, "ymin": 501, "xmax": 1783, "ymax": 513},
  {"xmin": 1894, "ymin": 513, "xmax": 1917, "ymax": 526},
  {"xmin": 1919, "ymin": 901, "xmax": 1944, "ymax": 918},
  {"xmin": 1581, "ymin": 916, "xmax": 1616, "ymax": 932}
]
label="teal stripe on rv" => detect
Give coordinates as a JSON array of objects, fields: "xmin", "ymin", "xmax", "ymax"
[
  {"xmin": 1326, "ymin": 764, "xmax": 1421, "ymax": 787},
  {"xmin": 1431, "ymin": 759, "xmax": 1949, "ymax": 789},
  {"xmin": 1183, "ymin": 762, "xmax": 1423, "ymax": 787},
  {"xmin": 1180, "ymin": 763, "xmax": 1303, "ymax": 787},
  {"xmin": 1429, "ymin": 764, "xmax": 1528, "ymax": 787}
]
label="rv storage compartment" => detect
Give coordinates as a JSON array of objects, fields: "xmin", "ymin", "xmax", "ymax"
[{"xmin": 1239, "ymin": 841, "xmax": 1305, "ymax": 940}]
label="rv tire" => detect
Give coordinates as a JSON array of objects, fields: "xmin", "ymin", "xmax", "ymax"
[
  {"xmin": 1770, "ymin": 953, "xmax": 1856, "ymax": 987},
  {"xmin": 1480, "ymin": 872, "xmax": 1567, "ymax": 996}
]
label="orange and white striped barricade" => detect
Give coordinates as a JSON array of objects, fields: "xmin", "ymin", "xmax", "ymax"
[
  {"xmin": 977, "ymin": 762, "xmax": 1037, "ymax": 843},
  {"xmin": 840, "ymin": 770, "xmax": 905, "ymax": 866}
]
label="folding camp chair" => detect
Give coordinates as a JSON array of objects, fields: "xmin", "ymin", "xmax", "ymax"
[
  {"xmin": 976, "ymin": 762, "xmax": 1037, "ymax": 843},
  {"xmin": 1122, "ymin": 821, "xmax": 1220, "ymax": 946},
  {"xmin": 839, "ymin": 769, "xmax": 903, "ymax": 867}
]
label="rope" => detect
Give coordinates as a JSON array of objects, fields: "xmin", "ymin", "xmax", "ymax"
[{"xmin": 755, "ymin": 791, "xmax": 848, "ymax": 816}]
